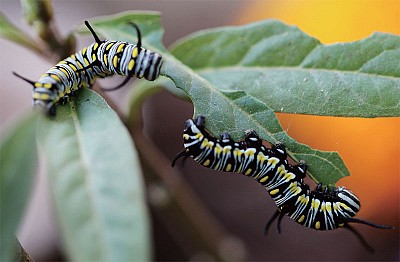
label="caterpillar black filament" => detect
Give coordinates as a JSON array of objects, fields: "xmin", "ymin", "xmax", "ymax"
[
  {"xmin": 13, "ymin": 20, "xmax": 162, "ymax": 116},
  {"xmin": 172, "ymin": 115, "xmax": 394, "ymax": 252}
]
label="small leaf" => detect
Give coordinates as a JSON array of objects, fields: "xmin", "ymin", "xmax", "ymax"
[
  {"xmin": 171, "ymin": 20, "xmax": 400, "ymax": 117},
  {"xmin": 0, "ymin": 112, "xmax": 38, "ymax": 261},
  {"xmin": 0, "ymin": 11, "xmax": 44, "ymax": 55},
  {"xmin": 37, "ymin": 89, "xmax": 151, "ymax": 261},
  {"xmin": 77, "ymin": 11, "xmax": 165, "ymax": 52}
]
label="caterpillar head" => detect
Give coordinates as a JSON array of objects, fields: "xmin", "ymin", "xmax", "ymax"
[
  {"xmin": 172, "ymin": 116, "xmax": 206, "ymax": 167},
  {"xmin": 184, "ymin": 119, "xmax": 199, "ymax": 135}
]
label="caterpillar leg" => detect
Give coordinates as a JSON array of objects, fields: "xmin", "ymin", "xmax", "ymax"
[
  {"xmin": 74, "ymin": 60, "xmax": 114, "ymax": 90},
  {"xmin": 59, "ymin": 96, "xmax": 69, "ymax": 105},
  {"xmin": 100, "ymin": 76, "xmax": 132, "ymax": 92}
]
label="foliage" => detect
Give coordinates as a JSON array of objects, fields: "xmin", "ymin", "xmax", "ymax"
[
  {"xmin": 36, "ymin": 90, "xmax": 151, "ymax": 261},
  {"xmin": 0, "ymin": 113, "xmax": 38, "ymax": 261},
  {"xmin": 0, "ymin": 7, "xmax": 398, "ymax": 261}
]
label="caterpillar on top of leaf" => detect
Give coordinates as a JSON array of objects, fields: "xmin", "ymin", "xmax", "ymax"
[{"xmin": 14, "ymin": 20, "xmax": 163, "ymax": 116}]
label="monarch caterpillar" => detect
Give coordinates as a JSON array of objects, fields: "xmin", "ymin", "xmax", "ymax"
[
  {"xmin": 13, "ymin": 20, "xmax": 162, "ymax": 116},
  {"xmin": 172, "ymin": 115, "xmax": 394, "ymax": 252}
]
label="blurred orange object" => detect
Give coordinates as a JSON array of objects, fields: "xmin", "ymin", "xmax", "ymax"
[{"xmin": 237, "ymin": 0, "xmax": 399, "ymax": 221}]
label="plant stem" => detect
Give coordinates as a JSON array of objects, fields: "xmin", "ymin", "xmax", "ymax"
[
  {"xmin": 20, "ymin": 0, "xmax": 75, "ymax": 59},
  {"xmin": 129, "ymin": 117, "xmax": 248, "ymax": 260}
]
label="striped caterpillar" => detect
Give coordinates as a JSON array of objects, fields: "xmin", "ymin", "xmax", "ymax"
[
  {"xmin": 172, "ymin": 115, "xmax": 394, "ymax": 252},
  {"xmin": 13, "ymin": 20, "xmax": 162, "ymax": 116}
]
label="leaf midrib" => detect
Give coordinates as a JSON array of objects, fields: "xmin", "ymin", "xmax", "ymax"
[{"xmin": 69, "ymin": 101, "xmax": 109, "ymax": 260}]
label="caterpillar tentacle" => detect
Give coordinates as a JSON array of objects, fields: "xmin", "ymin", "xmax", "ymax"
[
  {"xmin": 264, "ymin": 209, "xmax": 280, "ymax": 235},
  {"xmin": 341, "ymin": 217, "xmax": 395, "ymax": 229},
  {"xmin": 84, "ymin": 20, "xmax": 102, "ymax": 44},
  {"xmin": 343, "ymin": 224, "xmax": 375, "ymax": 254}
]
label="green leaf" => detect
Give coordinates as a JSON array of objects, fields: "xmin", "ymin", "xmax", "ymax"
[
  {"xmin": 37, "ymin": 89, "xmax": 151, "ymax": 261},
  {"xmin": 90, "ymin": 13, "xmax": 350, "ymax": 185},
  {"xmin": 171, "ymin": 20, "xmax": 400, "ymax": 117},
  {"xmin": 162, "ymin": 57, "xmax": 350, "ymax": 185},
  {"xmin": 78, "ymin": 11, "xmax": 166, "ymax": 52},
  {"xmin": 0, "ymin": 11, "xmax": 44, "ymax": 55},
  {"xmin": 0, "ymin": 112, "xmax": 38, "ymax": 261}
]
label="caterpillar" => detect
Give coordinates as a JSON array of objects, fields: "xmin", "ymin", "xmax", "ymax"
[
  {"xmin": 13, "ymin": 20, "xmax": 162, "ymax": 116},
  {"xmin": 172, "ymin": 115, "xmax": 394, "ymax": 252}
]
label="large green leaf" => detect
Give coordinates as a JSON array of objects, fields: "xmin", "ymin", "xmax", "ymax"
[
  {"xmin": 90, "ymin": 13, "xmax": 350, "ymax": 185},
  {"xmin": 170, "ymin": 20, "xmax": 400, "ymax": 117},
  {"xmin": 162, "ymin": 56, "xmax": 350, "ymax": 185},
  {"xmin": 36, "ymin": 89, "xmax": 151, "ymax": 261},
  {"xmin": 0, "ymin": 112, "xmax": 38, "ymax": 261}
]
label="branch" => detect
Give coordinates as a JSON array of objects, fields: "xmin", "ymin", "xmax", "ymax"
[{"xmin": 129, "ymin": 119, "xmax": 248, "ymax": 260}]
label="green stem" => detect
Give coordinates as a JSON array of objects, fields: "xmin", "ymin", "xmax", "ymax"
[
  {"xmin": 20, "ymin": 0, "xmax": 75, "ymax": 59},
  {"xmin": 128, "ymin": 80, "xmax": 162, "ymax": 127},
  {"xmin": 130, "ymin": 126, "xmax": 247, "ymax": 260}
]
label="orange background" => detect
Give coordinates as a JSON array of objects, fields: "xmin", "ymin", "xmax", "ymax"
[{"xmin": 238, "ymin": 0, "xmax": 399, "ymax": 220}]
